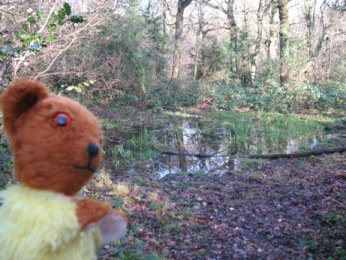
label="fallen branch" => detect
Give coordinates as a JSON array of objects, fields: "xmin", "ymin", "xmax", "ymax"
[
  {"xmin": 246, "ymin": 147, "xmax": 346, "ymax": 159},
  {"xmin": 159, "ymin": 146, "xmax": 346, "ymax": 160}
]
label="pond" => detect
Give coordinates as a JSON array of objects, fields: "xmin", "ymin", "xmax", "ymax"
[{"xmin": 103, "ymin": 112, "xmax": 339, "ymax": 179}]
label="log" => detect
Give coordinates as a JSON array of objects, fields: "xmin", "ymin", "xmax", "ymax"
[
  {"xmin": 159, "ymin": 146, "xmax": 346, "ymax": 160},
  {"xmin": 247, "ymin": 147, "xmax": 346, "ymax": 159}
]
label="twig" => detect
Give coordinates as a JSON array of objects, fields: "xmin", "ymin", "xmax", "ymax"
[
  {"xmin": 35, "ymin": 18, "xmax": 100, "ymax": 79},
  {"xmin": 329, "ymin": 198, "xmax": 346, "ymax": 209},
  {"xmin": 13, "ymin": 1, "xmax": 58, "ymax": 77},
  {"xmin": 35, "ymin": 70, "xmax": 89, "ymax": 78},
  {"xmin": 38, "ymin": 1, "xmax": 58, "ymax": 34},
  {"xmin": 34, "ymin": 37, "xmax": 78, "ymax": 79},
  {"xmin": 0, "ymin": 8, "xmax": 18, "ymax": 15}
]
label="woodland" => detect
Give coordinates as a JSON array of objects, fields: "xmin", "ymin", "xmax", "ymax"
[{"xmin": 0, "ymin": 0, "xmax": 345, "ymax": 259}]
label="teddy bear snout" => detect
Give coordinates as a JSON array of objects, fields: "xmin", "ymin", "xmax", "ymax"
[{"xmin": 87, "ymin": 143, "xmax": 99, "ymax": 157}]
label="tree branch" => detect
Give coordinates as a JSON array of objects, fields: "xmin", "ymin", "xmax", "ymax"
[
  {"xmin": 13, "ymin": 1, "xmax": 58, "ymax": 77},
  {"xmin": 35, "ymin": 18, "xmax": 99, "ymax": 79},
  {"xmin": 34, "ymin": 37, "xmax": 77, "ymax": 79},
  {"xmin": 38, "ymin": 1, "xmax": 58, "ymax": 34}
]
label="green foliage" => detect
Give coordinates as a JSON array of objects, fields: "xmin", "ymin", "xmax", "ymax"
[
  {"xmin": 111, "ymin": 144, "xmax": 134, "ymax": 168},
  {"xmin": 205, "ymin": 111, "xmax": 325, "ymax": 154},
  {"xmin": 63, "ymin": 3, "xmax": 71, "ymax": 16},
  {"xmin": 61, "ymin": 80, "xmax": 95, "ymax": 94},
  {"xmin": 0, "ymin": 123, "xmax": 13, "ymax": 189},
  {"xmin": 9, "ymin": 1, "xmax": 341, "ymax": 115},
  {"xmin": 47, "ymin": 5, "xmax": 168, "ymax": 106},
  {"xmin": 197, "ymin": 36, "xmax": 228, "ymax": 79},
  {"xmin": 0, "ymin": 139, "xmax": 12, "ymax": 173},
  {"xmin": 304, "ymin": 211, "xmax": 346, "ymax": 258},
  {"xmin": 200, "ymin": 82, "xmax": 249, "ymax": 110},
  {"xmin": 196, "ymin": 75, "xmax": 345, "ymax": 113},
  {"xmin": 110, "ymin": 238, "xmax": 161, "ymax": 260},
  {"xmin": 55, "ymin": 80, "xmax": 96, "ymax": 104},
  {"xmin": 316, "ymin": 82, "xmax": 346, "ymax": 110},
  {"xmin": 146, "ymin": 81, "xmax": 201, "ymax": 109},
  {"xmin": 0, "ymin": 3, "xmax": 83, "ymax": 85},
  {"xmin": 192, "ymin": 31, "xmax": 345, "ymax": 114},
  {"xmin": 101, "ymin": 11, "xmax": 167, "ymax": 95},
  {"xmin": 109, "ymin": 127, "xmax": 158, "ymax": 168}
]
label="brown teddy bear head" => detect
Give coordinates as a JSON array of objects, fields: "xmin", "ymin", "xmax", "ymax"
[{"xmin": 0, "ymin": 79, "xmax": 103, "ymax": 196}]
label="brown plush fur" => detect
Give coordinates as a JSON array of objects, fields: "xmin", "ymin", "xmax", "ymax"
[
  {"xmin": 0, "ymin": 79, "xmax": 126, "ymax": 228},
  {"xmin": 76, "ymin": 199, "xmax": 112, "ymax": 229},
  {"xmin": 76, "ymin": 200, "xmax": 127, "ymax": 229}
]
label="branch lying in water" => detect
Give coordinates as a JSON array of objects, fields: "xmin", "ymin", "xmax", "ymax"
[{"xmin": 159, "ymin": 147, "xmax": 346, "ymax": 160}]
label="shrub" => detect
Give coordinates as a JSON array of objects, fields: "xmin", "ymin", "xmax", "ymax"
[{"xmin": 0, "ymin": 126, "xmax": 13, "ymax": 188}]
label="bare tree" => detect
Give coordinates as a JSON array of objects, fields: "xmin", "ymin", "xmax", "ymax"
[
  {"xmin": 192, "ymin": 1, "xmax": 205, "ymax": 80},
  {"xmin": 225, "ymin": 0, "xmax": 238, "ymax": 73},
  {"xmin": 203, "ymin": 0, "xmax": 238, "ymax": 73},
  {"xmin": 326, "ymin": 0, "xmax": 346, "ymax": 12},
  {"xmin": 250, "ymin": 0, "xmax": 268, "ymax": 80},
  {"xmin": 171, "ymin": 0, "xmax": 193, "ymax": 80},
  {"xmin": 265, "ymin": 1, "xmax": 278, "ymax": 60},
  {"xmin": 278, "ymin": 0, "xmax": 289, "ymax": 86},
  {"xmin": 304, "ymin": 0, "xmax": 318, "ymax": 58}
]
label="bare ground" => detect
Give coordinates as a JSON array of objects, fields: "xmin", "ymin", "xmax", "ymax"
[{"xmin": 95, "ymin": 152, "xmax": 346, "ymax": 260}]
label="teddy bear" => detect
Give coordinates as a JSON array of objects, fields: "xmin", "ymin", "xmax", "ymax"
[{"xmin": 0, "ymin": 79, "xmax": 127, "ymax": 260}]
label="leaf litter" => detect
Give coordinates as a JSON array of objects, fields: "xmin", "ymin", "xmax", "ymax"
[{"xmin": 94, "ymin": 152, "xmax": 345, "ymax": 259}]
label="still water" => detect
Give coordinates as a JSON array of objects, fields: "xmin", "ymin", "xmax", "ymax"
[{"xmin": 108, "ymin": 113, "xmax": 328, "ymax": 179}]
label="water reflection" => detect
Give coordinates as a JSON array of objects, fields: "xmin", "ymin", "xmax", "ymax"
[
  {"xmin": 119, "ymin": 116, "xmax": 325, "ymax": 179},
  {"xmin": 132, "ymin": 155, "xmax": 241, "ymax": 179}
]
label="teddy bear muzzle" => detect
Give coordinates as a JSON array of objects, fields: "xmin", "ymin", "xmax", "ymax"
[{"xmin": 74, "ymin": 142, "xmax": 101, "ymax": 173}]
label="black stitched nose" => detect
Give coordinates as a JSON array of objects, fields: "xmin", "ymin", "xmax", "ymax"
[{"xmin": 87, "ymin": 143, "xmax": 99, "ymax": 157}]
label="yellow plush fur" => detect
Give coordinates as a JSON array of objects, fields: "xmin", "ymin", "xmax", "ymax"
[{"xmin": 0, "ymin": 185, "xmax": 102, "ymax": 260}]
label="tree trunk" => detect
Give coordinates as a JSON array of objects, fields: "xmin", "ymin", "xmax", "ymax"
[
  {"xmin": 201, "ymin": 0, "xmax": 238, "ymax": 74},
  {"xmin": 305, "ymin": 0, "xmax": 317, "ymax": 58},
  {"xmin": 162, "ymin": 8, "xmax": 167, "ymax": 36},
  {"xmin": 266, "ymin": 1, "xmax": 277, "ymax": 60},
  {"xmin": 193, "ymin": 3, "xmax": 204, "ymax": 80},
  {"xmin": 251, "ymin": 0, "xmax": 264, "ymax": 80},
  {"xmin": 171, "ymin": 0, "xmax": 193, "ymax": 81},
  {"xmin": 227, "ymin": 0, "xmax": 238, "ymax": 73},
  {"xmin": 278, "ymin": 0, "xmax": 289, "ymax": 87}
]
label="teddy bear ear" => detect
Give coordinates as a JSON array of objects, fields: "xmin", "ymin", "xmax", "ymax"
[{"xmin": 0, "ymin": 79, "xmax": 49, "ymax": 135}]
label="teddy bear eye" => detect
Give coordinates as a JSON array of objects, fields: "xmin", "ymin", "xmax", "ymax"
[{"xmin": 53, "ymin": 113, "xmax": 71, "ymax": 127}]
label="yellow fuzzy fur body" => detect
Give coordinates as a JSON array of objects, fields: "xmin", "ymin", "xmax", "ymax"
[{"xmin": 0, "ymin": 185, "xmax": 102, "ymax": 260}]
